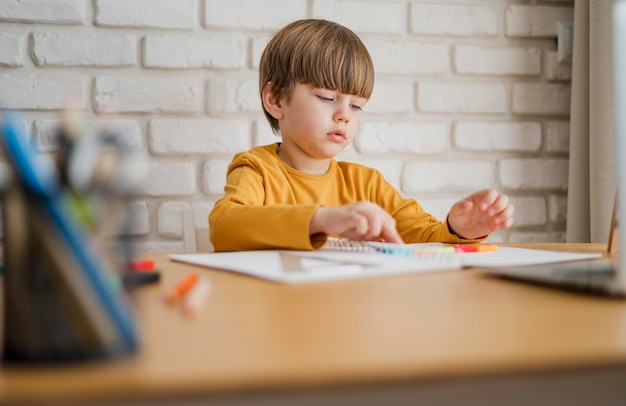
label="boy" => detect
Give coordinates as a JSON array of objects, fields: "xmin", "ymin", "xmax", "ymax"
[{"xmin": 209, "ymin": 19, "xmax": 514, "ymax": 252}]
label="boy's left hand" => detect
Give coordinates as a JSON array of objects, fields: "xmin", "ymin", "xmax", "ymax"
[{"xmin": 447, "ymin": 189, "xmax": 514, "ymax": 240}]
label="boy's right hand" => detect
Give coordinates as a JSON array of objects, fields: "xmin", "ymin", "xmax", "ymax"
[{"xmin": 310, "ymin": 202, "xmax": 404, "ymax": 244}]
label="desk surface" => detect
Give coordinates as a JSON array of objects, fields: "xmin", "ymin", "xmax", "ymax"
[{"xmin": 2, "ymin": 243, "xmax": 626, "ymax": 404}]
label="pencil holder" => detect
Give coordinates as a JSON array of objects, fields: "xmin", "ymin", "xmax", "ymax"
[{"xmin": 0, "ymin": 113, "xmax": 140, "ymax": 363}]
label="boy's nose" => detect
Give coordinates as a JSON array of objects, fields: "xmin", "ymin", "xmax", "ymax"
[{"xmin": 333, "ymin": 105, "xmax": 351, "ymax": 123}]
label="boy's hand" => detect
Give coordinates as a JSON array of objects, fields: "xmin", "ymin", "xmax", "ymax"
[
  {"xmin": 447, "ymin": 189, "xmax": 514, "ymax": 240},
  {"xmin": 310, "ymin": 202, "xmax": 404, "ymax": 243}
]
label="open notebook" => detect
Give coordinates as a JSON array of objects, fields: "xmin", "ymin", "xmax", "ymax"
[
  {"xmin": 170, "ymin": 242, "xmax": 463, "ymax": 284},
  {"xmin": 169, "ymin": 238, "xmax": 601, "ymax": 285},
  {"xmin": 481, "ymin": 1, "xmax": 626, "ymax": 298}
]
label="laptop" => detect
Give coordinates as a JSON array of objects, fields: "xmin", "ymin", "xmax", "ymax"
[{"xmin": 483, "ymin": 0, "xmax": 626, "ymax": 297}]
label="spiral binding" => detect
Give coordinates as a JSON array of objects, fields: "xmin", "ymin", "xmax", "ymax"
[{"xmin": 323, "ymin": 237, "xmax": 456, "ymax": 258}]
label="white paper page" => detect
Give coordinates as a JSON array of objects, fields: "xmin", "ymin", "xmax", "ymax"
[
  {"xmin": 402, "ymin": 243, "xmax": 603, "ymax": 268},
  {"xmin": 455, "ymin": 246, "xmax": 603, "ymax": 268},
  {"xmin": 170, "ymin": 249, "xmax": 461, "ymax": 284}
]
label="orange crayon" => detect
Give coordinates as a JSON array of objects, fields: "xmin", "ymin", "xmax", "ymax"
[
  {"xmin": 165, "ymin": 272, "xmax": 199, "ymax": 304},
  {"xmin": 475, "ymin": 244, "xmax": 498, "ymax": 252}
]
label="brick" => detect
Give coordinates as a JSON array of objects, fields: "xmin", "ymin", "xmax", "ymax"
[
  {"xmin": 33, "ymin": 33, "xmax": 136, "ymax": 67},
  {"xmin": 410, "ymin": 2, "xmax": 497, "ymax": 36},
  {"xmin": 545, "ymin": 50, "xmax": 572, "ymax": 81},
  {"xmin": 312, "ymin": 0, "xmax": 406, "ymax": 34},
  {"xmin": 207, "ymin": 78, "xmax": 259, "ymax": 114},
  {"xmin": 500, "ymin": 158, "xmax": 568, "ymax": 190},
  {"xmin": 204, "ymin": 0, "xmax": 306, "ymax": 30},
  {"xmin": 508, "ymin": 196, "xmax": 547, "ymax": 226},
  {"xmin": 126, "ymin": 201, "xmax": 149, "ymax": 235},
  {"xmin": 508, "ymin": 231, "xmax": 566, "ymax": 243},
  {"xmin": 353, "ymin": 158, "xmax": 403, "ymax": 191},
  {"xmin": 95, "ymin": 77, "xmax": 203, "ymax": 113},
  {"xmin": 0, "ymin": 74, "xmax": 85, "ymax": 110},
  {"xmin": 356, "ymin": 121, "xmax": 450, "ymax": 155},
  {"xmin": 545, "ymin": 121, "xmax": 570, "ymax": 153},
  {"xmin": 96, "ymin": 0, "xmax": 196, "ymax": 29},
  {"xmin": 142, "ymin": 161, "xmax": 196, "ymax": 196},
  {"xmin": 402, "ymin": 160, "xmax": 494, "ymax": 192},
  {"xmin": 454, "ymin": 121, "xmax": 541, "ymax": 152},
  {"xmin": 366, "ymin": 80, "xmax": 414, "ymax": 114},
  {"xmin": 365, "ymin": 39, "xmax": 450, "ymax": 75},
  {"xmin": 455, "ymin": 46, "xmax": 541, "ymax": 76},
  {"xmin": 158, "ymin": 201, "xmax": 191, "ymax": 237},
  {"xmin": 505, "ymin": 5, "xmax": 574, "ymax": 38},
  {"xmin": 144, "ymin": 35, "xmax": 246, "ymax": 69},
  {"xmin": 150, "ymin": 119, "xmax": 251, "ymax": 155},
  {"xmin": 0, "ymin": 0, "xmax": 84, "ymax": 24},
  {"xmin": 512, "ymin": 83, "xmax": 570, "ymax": 115},
  {"xmin": 203, "ymin": 158, "xmax": 231, "ymax": 195},
  {"xmin": 417, "ymin": 81, "xmax": 507, "ymax": 114},
  {"xmin": 0, "ymin": 32, "xmax": 22, "ymax": 67}
]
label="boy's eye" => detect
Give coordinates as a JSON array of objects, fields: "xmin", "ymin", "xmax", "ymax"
[
  {"xmin": 350, "ymin": 104, "xmax": 363, "ymax": 111},
  {"xmin": 318, "ymin": 96, "xmax": 334, "ymax": 102}
]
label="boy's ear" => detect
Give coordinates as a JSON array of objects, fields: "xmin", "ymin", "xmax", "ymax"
[{"xmin": 261, "ymin": 82, "xmax": 284, "ymax": 120}]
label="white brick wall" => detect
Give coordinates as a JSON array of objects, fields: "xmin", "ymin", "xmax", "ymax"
[
  {"xmin": 0, "ymin": 0, "xmax": 85, "ymax": 24},
  {"xmin": 0, "ymin": 0, "xmax": 574, "ymax": 251},
  {"xmin": 144, "ymin": 35, "xmax": 247, "ymax": 69},
  {"xmin": 96, "ymin": 0, "xmax": 197, "ymax": 29},
  {"xmin": 0, "ymin": 32, "xmax": 22, "ymax": 66},
  {"xmin": 33, "ymin": 33, "xmax": 137, "ymax": 66},
  {"xmin": 417, "ymin": 82, "xmax": 507, "ymax": 114},
  {"xmin": 409, "ymin": 3, "xmax": 498, "ymax": 36}
]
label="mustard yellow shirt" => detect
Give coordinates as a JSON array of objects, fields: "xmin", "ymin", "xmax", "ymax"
[{"xmin": 209, "ymin": 143, "xmax": 479, "ymax": 251}]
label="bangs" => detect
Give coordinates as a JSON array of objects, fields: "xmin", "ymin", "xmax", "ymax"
[{"xmin": 294, "ymin": 31, "xmax": 374, "ymax": 99}]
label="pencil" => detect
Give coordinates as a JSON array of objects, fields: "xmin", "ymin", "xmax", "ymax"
[{"xmin": 165, "ymin": 272, "xmax": 199, "ymax": 305}]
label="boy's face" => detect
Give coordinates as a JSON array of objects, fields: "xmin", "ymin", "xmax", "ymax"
[{"xmin": 277, "ymin": 83, "xmax": 366, "ymax": 162}]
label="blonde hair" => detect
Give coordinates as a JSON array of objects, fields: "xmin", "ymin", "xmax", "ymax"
[{"xmin": 259, "ymin": 19, "xmax": 375, "ymax": 134}]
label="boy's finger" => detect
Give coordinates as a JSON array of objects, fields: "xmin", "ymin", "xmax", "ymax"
[
  {"xmin": 380, "ymin": 220, "xmax": 403, "ymax": 244},
  {"xmin": 487, "ymin": 195, "xmax": 511, "ymax": 216},
  {"xmin": 477, "ymin": 189, "xmax": 498, "ymax": 210}
]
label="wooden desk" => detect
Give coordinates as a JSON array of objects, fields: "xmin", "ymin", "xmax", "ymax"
[{"xmin": 2, "ymin": 243, "xmax": 626, "ymax": 405}]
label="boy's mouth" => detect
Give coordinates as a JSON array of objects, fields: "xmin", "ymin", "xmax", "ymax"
[{"xmin": 327, "ymin": 130, "xmax": 346, "ymax": 142}]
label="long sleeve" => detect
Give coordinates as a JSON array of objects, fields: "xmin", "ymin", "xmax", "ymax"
[
  {"xmin": 209, "ymin": 165, "xmax": 321, "ymax": 251},
  {"xmin": 209, "ymin": 144, "xmax": 324, "ymax": 251},
  {"xmin": 209, "ymin": 143, "xmax": 482, "ymax": 251}
]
